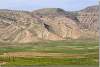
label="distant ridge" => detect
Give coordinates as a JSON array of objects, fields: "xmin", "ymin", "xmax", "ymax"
[{"xmin": 0, "ymin": 5, "xmax": 99, "ymax": 43}]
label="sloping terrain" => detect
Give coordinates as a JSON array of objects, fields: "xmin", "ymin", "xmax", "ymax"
[
  {"xmin": 0, "ymin": 5, "xmax": 99, "ymax": 43},
  {"xmin": 77, "ymin": 5, "xmax": 99, "ymax": 39}
]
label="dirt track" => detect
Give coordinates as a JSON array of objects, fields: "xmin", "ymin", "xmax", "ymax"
[{"xmin": 0, "ymin": 52, "xmax": 84, "ymax": 58}]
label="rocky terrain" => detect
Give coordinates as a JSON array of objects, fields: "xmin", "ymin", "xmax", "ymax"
[
  {"xmin": 77, "ymin": 5, "xmax": 99, "ymax": 39},
  {"xmin": 0, "ymin": 5, "xmax": 99, "ymax": 43}
]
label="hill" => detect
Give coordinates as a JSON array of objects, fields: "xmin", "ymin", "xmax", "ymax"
[{"xmin": 0, "ymin": 5, "xmax": 99, "ymax": 43}]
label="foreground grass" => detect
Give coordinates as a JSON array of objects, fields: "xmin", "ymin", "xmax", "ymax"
[
  {"xmin": 0, "ymin": 39, "xmax": 99, "ymax": 66},
  {"xmin": 0, "ymin": 39, "xmax": 98, "ymax": 54},
  {"xmin": 0, "ymin": 55, "xmax": 98, "ymax": 66}
]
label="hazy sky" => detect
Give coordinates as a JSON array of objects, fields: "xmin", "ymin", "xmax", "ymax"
[{"xmin": 0, "ymin": 0, "xmax": 99, "ymax": 11}]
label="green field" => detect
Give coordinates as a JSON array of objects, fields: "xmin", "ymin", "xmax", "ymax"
[{"xmin": 0, "ymin": 39, "xmax": 99, "ymax": 66}]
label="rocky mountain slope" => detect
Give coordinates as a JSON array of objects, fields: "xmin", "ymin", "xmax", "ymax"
[
  {"xmin": 77, "ymin": 5, "xmax": 99, "ymax": 39},
  {"xmin": 0, "ymin": 5, "xmax": 99, "ymax": 43}
]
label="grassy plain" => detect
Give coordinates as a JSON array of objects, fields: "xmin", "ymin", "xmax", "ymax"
[{"xmin": 0, "ymin": 39, "xmax": 99, "ymax": 66}]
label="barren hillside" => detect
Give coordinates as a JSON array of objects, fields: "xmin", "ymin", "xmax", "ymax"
[{"xmin": 0, "ymin": 5, "xmax": 99, "ymax": 43}]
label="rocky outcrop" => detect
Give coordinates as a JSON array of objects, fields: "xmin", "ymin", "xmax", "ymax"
[
  {"xmin": 77, "ymin": 5, "xmax": 99, "ymax": 31},
  {"xmin": 0, "ymin": 5, "xmax": 99, "ymax": 43},
  {"xmin": 76, "ymin": 5, "xmax": 99, "ymax": 39},
  {"xmin": 0, "ymin": 10, "xmax": 42, "ymax": 42},
  {"xmin": 32, "ymin": 8, "xmax": 81, "ymax": 39}
]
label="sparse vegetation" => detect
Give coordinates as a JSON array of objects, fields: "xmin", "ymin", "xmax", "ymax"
[
  {"xmin": 0, "ymin": 39, "xmax": 99, "ymax": 66},
  {"xmin": 0, "ymin": 5, "xmax": 99, "ymax": 67}
]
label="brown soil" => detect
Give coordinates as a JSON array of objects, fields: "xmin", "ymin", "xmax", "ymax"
[
  {"xmin": 1, "ymin": 52, "xmax": 84, "ymax": 58},
  {"xmin": 0, "ymin": 61, "xmax": 7, "ymax": 65}
]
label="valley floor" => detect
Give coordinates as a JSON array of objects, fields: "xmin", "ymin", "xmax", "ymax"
[{"xmin": 0, "ymin": 39, "xmax": 99, "ymax": 66}]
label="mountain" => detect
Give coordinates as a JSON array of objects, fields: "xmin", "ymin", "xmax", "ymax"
[
  {"xmin": 32, "ymin": 8, "xmax": 81, "ymax": 39},
  {"xmin": 0, "ymin": 5, "xmax": 99, "ymax": 43},
  {"xmin": 76, "ymin": 5, "xmax": 99, "ymax": 39},
  {"xmin": 81, "ymin": 5, "xmax": 99, "ymax": 12}
]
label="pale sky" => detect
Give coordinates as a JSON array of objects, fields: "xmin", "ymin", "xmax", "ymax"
[{"xmin": 0, "ymin": 0, "xmax": 99, "ymax": 11}]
